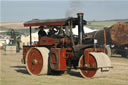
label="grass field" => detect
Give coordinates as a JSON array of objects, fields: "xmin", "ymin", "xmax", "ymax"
[{"xmin": 0, "ymin": 50, "xmax": 128, "ymax": 85}]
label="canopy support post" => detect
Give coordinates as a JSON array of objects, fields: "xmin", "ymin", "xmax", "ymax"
[{"xmin": 30, "ymin": 26, "xmax": 32, "ymax": 46}]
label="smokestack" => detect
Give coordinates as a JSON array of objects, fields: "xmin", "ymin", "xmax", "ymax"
[{"xmin": 77, "ymin": 13, "xmax": 84, "ymax": 44}]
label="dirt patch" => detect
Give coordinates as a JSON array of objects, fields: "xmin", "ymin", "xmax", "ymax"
[{"xmin": 0, "ymin": 50, "xmax": 128, "ymax": 85}]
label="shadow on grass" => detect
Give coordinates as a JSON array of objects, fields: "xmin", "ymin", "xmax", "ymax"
[
  {"xmin": 10, "ymin": 66, "xmax": 29, "ymax": 75},
  {"xmin": 10, "ymin": 66, "xmax": 92, "ymax": 78},
  {"xmin": 15, "ymin": 69, "xmax": 29, "ymax": 74},
  {"xmin": 67, "ymin": 71, "xmax": 83, "ymax": 78},
  {"xmin": 10, "ymin": 66, "xmax": 26, "ymax": 68}
]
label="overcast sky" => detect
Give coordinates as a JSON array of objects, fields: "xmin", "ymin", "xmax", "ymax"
[{"xmin": 1, "ymin": 0, "xmax": 128, "ymax": 22}]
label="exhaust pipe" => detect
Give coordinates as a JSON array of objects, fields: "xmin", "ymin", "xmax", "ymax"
[{"xmin": 77, "ymin": 13, "xmax": 84, "ymax": 44}]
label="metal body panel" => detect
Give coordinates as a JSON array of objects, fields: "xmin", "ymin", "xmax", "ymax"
[
  {"xmin": 50, "ymin": 48, "xmax": 67, "ymax": 71},
  {"xmin": 39, "ymin": 37, "xmax": 59, "ymax": 46}
]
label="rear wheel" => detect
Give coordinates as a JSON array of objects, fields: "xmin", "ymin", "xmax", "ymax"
[
  {"xmin": 49, "ymin": 52, "xmax": 58, "ymax": 70},
  {"xmin": 49, "ymin": 52, "xmax": 64, "ymax": 75},
  {"xmin": 26, "ymin": 47, "xmax": 49, "ymax": 75}
]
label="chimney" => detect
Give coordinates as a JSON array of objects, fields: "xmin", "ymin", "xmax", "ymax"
[{"xmin": 77, "ymin": 13, "xmax": 84, "ymax": 44}]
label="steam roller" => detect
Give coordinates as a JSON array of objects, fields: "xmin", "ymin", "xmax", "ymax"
[{"xmin": 22, "ymin": 13, "xmax": 112, "ymax": 78}]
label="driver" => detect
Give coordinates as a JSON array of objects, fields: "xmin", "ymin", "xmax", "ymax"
[{"xmin": 38, "ymin": 26, "xmax": 47, "ymax": 41}]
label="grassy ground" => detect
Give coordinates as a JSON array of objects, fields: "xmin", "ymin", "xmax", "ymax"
[{"xmin": 0, "ymin": 50, "xmax": 128, "ymax": 85}]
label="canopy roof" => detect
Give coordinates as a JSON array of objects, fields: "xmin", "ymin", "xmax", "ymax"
[{"xmin": 24, "ymin": 18, "xmax": 87, "ymax": 27}]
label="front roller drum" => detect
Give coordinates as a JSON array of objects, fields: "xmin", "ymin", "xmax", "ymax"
[
  {"xmin": 79, "ymin": 49, "xmax": 112, "ymax": 78},
  {"xmin": 26, "ymin": 47, "xmax": 49, "ymax": 75},
  {"xmin": 79, "ymin": 54, "xmax": 97, "ymax": 78}
]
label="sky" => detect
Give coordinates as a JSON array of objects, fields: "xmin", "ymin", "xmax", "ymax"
[{"xmin": 0, "ymin": 0, "xmax": 128, "ymax": 22}]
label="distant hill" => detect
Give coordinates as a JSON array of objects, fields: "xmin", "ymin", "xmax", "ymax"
[
  {"xmin": 105, "ymin": 19, "xmax": 128, "ymax": 22},
  {"xmin": 0, "ymin": 22, "xmax": 24, "ymax": 29},
  {"xmin": 87, "ymin": 19, "xmax": 128, "ymax": 30},
  {"xmin": 0, "ymin": 22, "xmax": 37, "ymax": 35}
]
